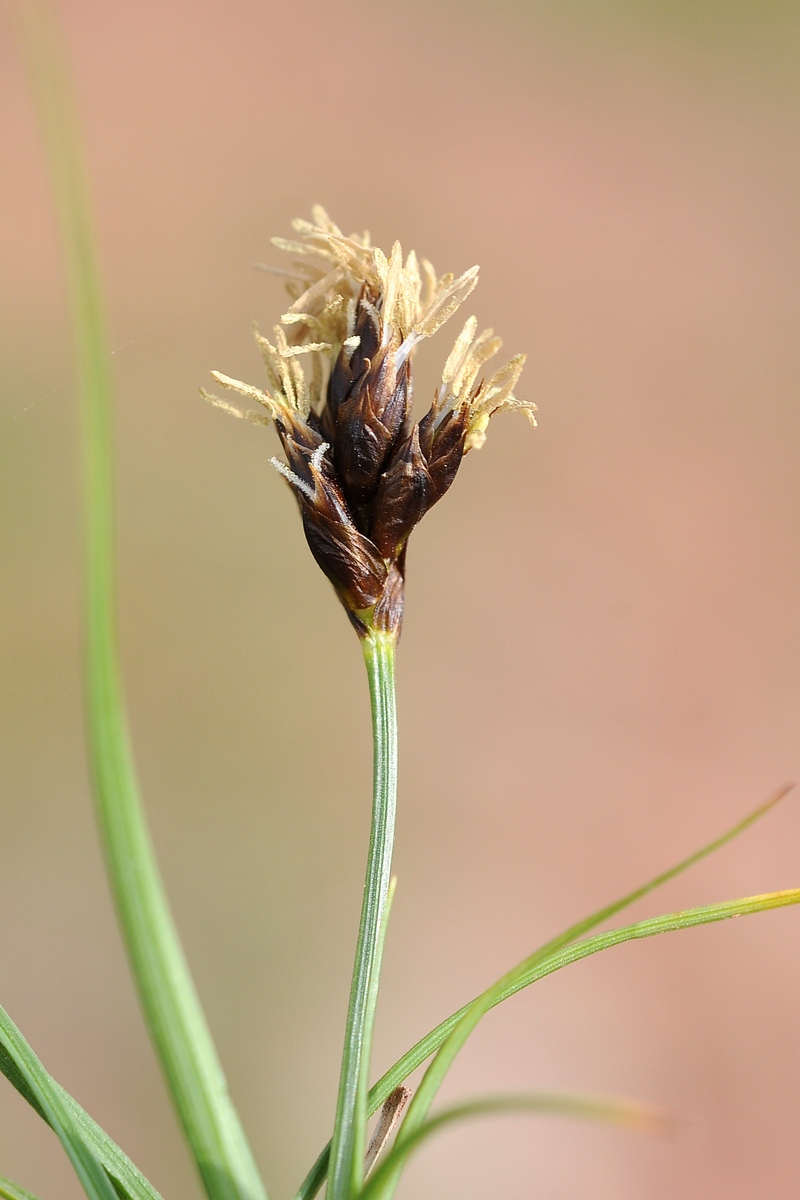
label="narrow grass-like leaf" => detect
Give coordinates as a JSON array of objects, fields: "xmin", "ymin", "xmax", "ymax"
[
  {"xmin": 0, "ymin": 1042, "xmax": 45, "ymax": 1121},
  {"xmin": 359, "ymin": 1092, "xmax": 663, "ymax": 1200},
  {"xmin": 371, "ymin": 888, "xmax": 800, "ymax": 1200},
  {"xmin": 293, "ymin": 788, "xmax": 791, "ymax": 1200},
  {"xmin": 510, "ymin": 888, "xmax": 800, "ymax": 981},
  {"xmin": 57, "ymin": 1088, "xmax": 165, "ymax": 1200},
  {"xmin": 369, "ymin": 786, "xmax": 793, "ymax": 1110},
  {"xmin": 10, "ymin": 8, "xmax": 268, "ymax": 1200},
  {"xmin": 1, "ymin": 1030, "xmax": 164, "ymax": 1200},
  {"xmin": 0, "ymin": 1176, "xmax": 45, "ymax": 1200},
  {"xmin": 0, "ymin": 1006, "xmax": 119, "ymax": 1200}
]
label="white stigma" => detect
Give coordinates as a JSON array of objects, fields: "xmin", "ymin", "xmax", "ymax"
[
  {"xmin": 269, "ymin": 441, "xmax": 330, "ymax": 502},
  {"xmin": 310, "ymin": 441, "xmax": 330, "ymax": 471},
  {"xmin": 269, "ymin": 457, "xmax": 316, "ymax": 502}
]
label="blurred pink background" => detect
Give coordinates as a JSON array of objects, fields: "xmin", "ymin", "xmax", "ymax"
[{"xmin": 3, "ymin": 1, "xmax": 800, "ymax": 1197}]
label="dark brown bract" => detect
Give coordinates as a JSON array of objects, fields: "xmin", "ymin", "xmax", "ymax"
[{"xmin": 203, "ymin": 208, "xmax": 535, "ymax": 637}]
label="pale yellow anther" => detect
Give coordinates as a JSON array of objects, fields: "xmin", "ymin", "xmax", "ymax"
[
  {"xmin": 208, "ymin": 373, "xmax": 280, "ymax": 420},
  {"xmin": 289, "ymin": 354, "xmax": 310, "ymax": 419},
  {"xmin": 419, "ymin": 258, "xmax": 438, "ymax": 313},
  {"xmin": 273, "ymin": 326, "xmax": 297, "ymax": 409},
  {"xmin": 254, "ymin": 332, "xmax": 284, "ymax": 399},
  {"xmin": 200, "ymin": 389, "xmax": 272, "ymax": 427},
  {"xmin": 442, "ymin": 316, "xmax": 478, "ymax": 385},
  {"xmin": 271, "ymin": 236, "xmax": 316, "ymax": 257},
  {"xmin": 382, "ymin": 241, "xmax": 404, "ymax": 337},
  {"xmin": 279, "ymin": 342, "xmax": 333, "ymax": 358},
  {"xmin": 310, "ymin": 204, "xmax": 342, "ymax": 236},
  {"xmin": 404, "ymin": 249, "xmax": 421, "ymax": 305},
  {"xmin": 414, "ymin": 266, "xmax": 479, "ymax": 339},
  {"xmin": 372, "ymin": 245, "xmax": 389, "ymax": 293},
  {"xmin": 477, "ymin": 353, "xmax": 527, "ymax": 413},
  {"xmin": 211, "ymin": 210, "xmax": 532, "ymax": 458},
  {"xmin": 284, "ymin": 266, "xmax": 345, "ymax": 317},
  {"xmin": 281, "ymin": 312, "xmax": 315, "ymax": 325}
]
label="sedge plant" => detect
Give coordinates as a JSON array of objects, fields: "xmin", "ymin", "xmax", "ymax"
[{"xmin": 3, "ymin": 6, "xmax": 799, "ymax": 1200}]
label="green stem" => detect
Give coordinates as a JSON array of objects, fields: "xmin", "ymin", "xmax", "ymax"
[
  {"xmin": 327, "ymin": 630, "xmax": 398, "ymax": 1200},
  {"xmin": 13, "ymin": 7, "xmax": 268, "ymax": 1200}
]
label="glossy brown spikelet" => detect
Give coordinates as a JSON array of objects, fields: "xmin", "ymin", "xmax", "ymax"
[{"xmin": 202, "ymin": 208, "xmax": 537, "ymax": 638}]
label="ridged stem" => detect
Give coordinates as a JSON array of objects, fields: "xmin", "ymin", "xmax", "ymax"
[{"xmin": 326, "ymin": 630, "xmax": 398, "ymax": 1200}]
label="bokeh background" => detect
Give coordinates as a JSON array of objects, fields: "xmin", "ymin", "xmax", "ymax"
[{"xmin": 3, "ymin": 1, "xmax": 800, "ymax": 1197}]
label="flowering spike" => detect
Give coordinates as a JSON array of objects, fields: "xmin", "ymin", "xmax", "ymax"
[{"xmin": 206, "ymin": 210, "xmax": 535, "ymax": 637}]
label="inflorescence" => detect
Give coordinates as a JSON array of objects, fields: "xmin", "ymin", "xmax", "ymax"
[{"xmin": 203, "ymin": 207, "xmax": 536, "ymax": 637}]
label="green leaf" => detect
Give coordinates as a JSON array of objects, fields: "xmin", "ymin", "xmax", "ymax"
[
  {"xmin": 513, "ymin": 887, "xmax": 800, "ymax": 981},
  {"xmin": 373, "ymin": 887, "xmax": 800, "ymax": 1200},
  {"xmin": 0, "ymin": 1005, "xmax": 120, "ymax": 1200},
  {"xmin": 11, "ymin": 9, "xmax": 268, "ymax": 1200},
  {"xmin": 0, "ymin": 1176, "xmax": 46, "ymax": 1200},
  {"xmin": 0, "ymin": 1028, "xmax": 164, "ymax": 1200},
  {"xmin": 359, "ymin": 1091, "xmax": 663, "ymax": 1200},
  {"xmin": 50, "ymin": 1091, "xmax": 162, "ymax": 1200},
  {"xmin": 368, "ymin": 786, "xmax": 794, "ymax": 1110},
  {"xmin": 292, "ymin": 788, "xmax": 792, "ymax": 1200},
  {"xmin": 0, "ymin": 1041, "xmax": 46, "ymax": 1121}
]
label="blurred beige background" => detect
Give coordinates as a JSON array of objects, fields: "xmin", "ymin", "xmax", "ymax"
[{"xmin": 3, "ymin": 1, "xmax": 800, "ymax": 1197}]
